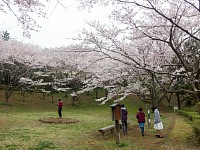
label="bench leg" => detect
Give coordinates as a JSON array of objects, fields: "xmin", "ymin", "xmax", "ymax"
[{"xmin": 111, "ymin": 129, "xmax": 114, "ymax": 133}]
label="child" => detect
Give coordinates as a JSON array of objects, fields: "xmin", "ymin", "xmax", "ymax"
[{"xmin": 136, "ymin": 107, "xmax": 146, "ymax": 136}]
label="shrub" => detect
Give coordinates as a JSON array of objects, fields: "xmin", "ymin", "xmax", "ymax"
[
  {"xmin": 177, "ymin": 110, "xmax": 200, "ymax": 121},
  {"xmin": 196, "ymin": 102, "xmax": 200, "ymax": 115},
  {"xmin": 178, "ymin": 110, "xmax": 200, "ymax": 144},
  {"xmin": 192, "ymin": 120, "xmax": 200, "ymax": 144}
]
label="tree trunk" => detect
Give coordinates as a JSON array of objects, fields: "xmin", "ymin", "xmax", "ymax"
[
  {"xmin": 176, "ymin": 93, "xmax": 181, "ymax": 110},
  {"xmin": 105, "ymin": 89, "xmax": 108, "ymax": 98},
  {"xmin": 4, "ymin": 92, "xmax": 9, "ymax": 105},
  {"xmin": 72, "ymin": 96, "xmax": 77, "ymax": 106},
  {"xmin": 150, "ymin": 72, "xmax": 158, "ymax": 108},
  {"xmin": 65, "ymin": 92, "xmax": 68, "ymax": 98},
  {"xmin": 95, "ymin": 89, "xmax": 99, "ymax": 99},
  {"xmin": 5, "ymin": 97, "xmax": 9, "ymax": 105},
  {"xmin": 166, "ymin": 93, "xmax": 173, "ymax": 107},
  {"xmin": 43, "ymin": 92, "xmax": 45, "ymax": 100},
  {"xmin": 4, "ymin": 90, "xmax": 10, "ymax": 105},
  {"xmin": 22, "ymin": 92, "xmax": 25, "ymax": 102},
  {"xmin": 51, "ymin": 92, "xmax": 54, "ymax": 104},
  {"xmin": 86, "ymin": 91, "xmax": 90, "ymax": 96}
]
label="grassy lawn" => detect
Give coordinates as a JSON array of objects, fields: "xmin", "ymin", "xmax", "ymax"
[{"xmin": 0, "ymin": 91, "xmax": 177, "ymax": 150}]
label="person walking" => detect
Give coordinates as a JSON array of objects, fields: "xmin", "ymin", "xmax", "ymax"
[
  {"xmin": 57, "ymin": 99, "xmax": 63, "ymax": 118},
  {"xmin": 136, "ymin": 107, "xmax": 146, "ymax": 136},
  {"xmin": 151, "ymin": 106, "xmax": 163, "ymax": 138},
  {"xmin": 121, "ymin": 104, "xmax": 128, "ymax": 135}
]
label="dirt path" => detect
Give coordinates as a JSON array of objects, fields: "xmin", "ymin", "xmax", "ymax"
[
  {"xmin": 145, "ymin": 113, "xmax": 175, "ymax": 150},
  {"xmin": 121, "ymin": 113, "xmax": 199, "ymax": 150},
  {"xmin": 160, "ymin": 114, "xmax": 199, "ymax": 150},
  {"xmin": 89, "ymin": 113, "xmax": 199, "ymax": 150}
]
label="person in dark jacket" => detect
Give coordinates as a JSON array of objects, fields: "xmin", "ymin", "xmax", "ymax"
[
  {"xmin": 136, "ymin": 107, "xmax": 146, "ymax": 136},
  {"xmin": 57, "ymin": 99, "xmax": 63, "ymax": 118},
  {"xmin": 121, "ymin": 104, "xmax": 128, "ymax": 135}
]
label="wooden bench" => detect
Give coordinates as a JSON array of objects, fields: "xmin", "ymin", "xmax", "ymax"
[{"xmin": 98, "ymin": 125, "xmax": 115, "ymax": 136}]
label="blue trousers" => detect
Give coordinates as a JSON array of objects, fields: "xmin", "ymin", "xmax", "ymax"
[{"xmin": 139, "ymin": 123, "xmax": 144, "ymax": 134}]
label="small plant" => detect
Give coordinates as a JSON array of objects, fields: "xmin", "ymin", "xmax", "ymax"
[
  {"xmin": 29, "ymin": 141, "xmax": 56, "ymax": 150},
  {"xmin": 5, "ymin": 144, "xmax": 21, "ymax": 150},
  {"xmin": 118, "ymin": 142, "xmax": 128, "ymax": 147}
]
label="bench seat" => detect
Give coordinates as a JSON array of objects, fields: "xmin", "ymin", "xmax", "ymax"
[{"xmin": 98, "ymin": 125, "xmax": 115, "ymax": 135}]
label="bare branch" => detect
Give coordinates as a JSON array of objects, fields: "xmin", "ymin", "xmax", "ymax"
[{"xmin": 184, "ymin": 0, "xmax": 200, "ymax": 12}]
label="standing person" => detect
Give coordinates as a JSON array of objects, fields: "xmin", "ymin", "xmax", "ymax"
[
  {"xmin": 151, "ymin": 106, "xmax": 163, "ymax": 138},
  {"xmin": 136, "ymin": 107, "xmax": 146, "ymax": 136},
  {"xmin": 121, "ymin": 104, "xmax": 128, "ymax": 135},
  {"xmin": 57, "ymin": 99, "xmax": 63, "ymax": 118}
]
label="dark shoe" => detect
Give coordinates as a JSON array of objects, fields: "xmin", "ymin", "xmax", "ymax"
[
  {"xmin": 158, "ymin": 136, "xmax": 163, "ymax": 138},
  {"xmin": 142, "ymin": 134, "xmax": 144, "ymax": 136}
]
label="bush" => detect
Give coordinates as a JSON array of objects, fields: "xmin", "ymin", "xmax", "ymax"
[
  {"xmin": 178, "ymin": 110, "xmax": 200, "ymax": 144},
  {"xmin": 192, "ymin": 120, "xmax": 200, "ymax": 144},
  {"xmin": 196, "ymin": 102, "xmax": 200, "ymax": 115},
  {"xmin": 177, "ymin": 110, "xmax": 200, "ymax": 121}
]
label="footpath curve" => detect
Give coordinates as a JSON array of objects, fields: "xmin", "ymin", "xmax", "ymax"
[{"xmin": 150, "ymin": 113, "xmax": 199, "ymax": 150}]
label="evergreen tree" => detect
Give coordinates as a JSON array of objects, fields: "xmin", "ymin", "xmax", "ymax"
[{"xmin": 1, "ymin": 31, "xmax": 10, "ymax": 41}]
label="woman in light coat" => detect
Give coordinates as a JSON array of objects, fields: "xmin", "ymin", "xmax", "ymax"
[{"xmin": 151, "ymin": 106, "xmax": 163, "ymax": 138}]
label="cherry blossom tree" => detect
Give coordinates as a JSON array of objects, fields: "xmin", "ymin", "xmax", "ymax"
[
  {"xmin": 75, "ymin": 20, "xmax": 173, "ymax": 106},
  {"xmin": 78, "ymin": 0, "xmax": 200, "ymax": 107},
  {"xmin": 0, "ymin": 0, "xmax": 48, "ymax": 37},
  {"xmin": 126, "ymin": 0, "xmax": 200, "ymax": 103},
  {"xmin": 0, "ymin": 59, "xmax": 33, "ymax": 105},
  {"xmin": 0, "ymin": 39, "xmax": 42, "ymax": 104},
  {"xmin": 0, "ymin": 39, "xmax": 104, "ymax": 105}
]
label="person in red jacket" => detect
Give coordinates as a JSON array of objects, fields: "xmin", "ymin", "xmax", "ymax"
[
  {"xmin": 57, "ymin": 99, "xmax": 63, "ymax": 118},
  {"xmin": 136, "ymin": 107, "xmax": 146, "ymax": 136}
]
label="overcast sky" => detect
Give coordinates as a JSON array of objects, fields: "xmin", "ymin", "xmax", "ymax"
[{"xmin": 0, "ymin": 1, "xmax": 112, "ymax": 48}]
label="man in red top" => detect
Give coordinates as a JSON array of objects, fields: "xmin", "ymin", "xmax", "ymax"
[
  {"xmin": 136, "ymin": 107, "xmax": 146, "ymax": 136},
  {"xmin": 57, "ymin": 99, "xmax": 63, "ymax": 118}
]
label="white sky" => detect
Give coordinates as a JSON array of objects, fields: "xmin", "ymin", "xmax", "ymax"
[{"xmin": 0, "ymin": 0, "xmax": 112, "ymax": 48}]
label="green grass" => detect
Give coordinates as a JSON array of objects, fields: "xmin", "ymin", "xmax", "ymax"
[
  {"xmin": 0, "ymin": 90, "xmax": 183, "ymax": 150},
  {"xmin": 29, "ymin": 141, "xmax": 57, "ymax": 150},
  {"xmin": 0, "ymin": 106, "xmax": 105, "ymax": 149},
  {"xmin": 0, "ymin": 90, "xmax": 146, "ymax": 150}
]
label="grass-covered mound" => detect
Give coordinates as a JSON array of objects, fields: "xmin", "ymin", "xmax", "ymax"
[{"xmin": 38, "ymin": 117, "xmax": 79, "ymax": 124}]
